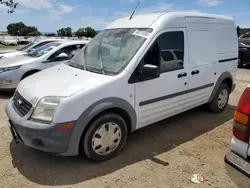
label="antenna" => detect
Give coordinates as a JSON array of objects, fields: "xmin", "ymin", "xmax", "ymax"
[{"xmin": 129, "ymin": 1, "xmax": 140, "ymax": 20}]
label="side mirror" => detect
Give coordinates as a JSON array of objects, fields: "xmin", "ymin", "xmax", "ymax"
[
  {"xmin": 140, "ymin": 64, "xmax": 160, "ymax": 81},
  {"xmin": 55, "ymin": 52, "xmax": 69, "ymax": 60},
  {"xmin": 28, "ymin": 48, "xmax": 35, "ymax": 53}
]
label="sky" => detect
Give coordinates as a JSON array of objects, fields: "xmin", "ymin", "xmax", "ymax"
[{"xmin": 0, "ymin": 0, "xmax": 250, "ymax": 32}]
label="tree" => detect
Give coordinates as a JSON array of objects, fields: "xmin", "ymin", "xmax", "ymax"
[
  {"xmin": 237, "ymin": 25, "xmax": 241, "ymax": 37},
  {"xmin": 0, "ymin": 0, "xmax": 18, "ymax": 13},
  {"xmin": 75, "ymin": 28, "xmax": 85, "ymax": 37},
  {"xmin": 57, "ymin": 27, "xmax": 72, "ymax": 37},
  {"xmin": 44, "ymin": 33, "xmax": 56, "ymax": 37},
  {"xmin": 84, "ymin": 27, "xmax": 97, "ymax": 38},
  {"xmin": 7, "ymin": 22, "xmax": 41, "ymax": 36},
  {"xmin": 28, "ymin": 31, "xmax": 41, "ymax": 36}
]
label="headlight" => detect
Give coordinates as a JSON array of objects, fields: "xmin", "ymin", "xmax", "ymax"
[
  {"xmin": 31, "ymin": 97, "xmax": 65, "ymax": 122},
  {"xmin": 0, "ymin": 65, "xmax": 22, "ymax": 73}
]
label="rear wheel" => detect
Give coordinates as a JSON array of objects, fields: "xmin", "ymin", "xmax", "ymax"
[
  {"xmin": 82, "ymin": 113, "xmax": 128, "ymax": 162},
  {"xmin": 238, "ymin": 56, "xmax": 244, "ymax": 68},
  {"xmin": 208, "ymin": 83, "xmax": 230, "ymax": 113}
]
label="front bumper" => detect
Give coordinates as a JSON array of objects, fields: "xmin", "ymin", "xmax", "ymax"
[
  {"xmin": 5, "ymin": 99, "xmax": 74, "ymax": 154},
  {"xmin": 225, "ymin": 151, "xmax": 250, "ymax": 178},
  {"xmin": 0, "ymin": 70, "xmax": 21, "ymax": 90}
]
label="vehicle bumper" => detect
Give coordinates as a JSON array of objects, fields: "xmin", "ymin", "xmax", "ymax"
[
  {"xmin": 5, "ymin": 99, "xmax": 75, "ymax": 154},
  {"xmin": 225, "ymin": 152, "xmax": 250, "ymax": 188},
  {"xmin": 0, "ymin": 70, "xmax": 22, "ymax": 90}
]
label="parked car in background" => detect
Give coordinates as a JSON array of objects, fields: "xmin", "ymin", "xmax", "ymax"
[
  {"xmin": 16, "ymin": 37, "xmax": 29, "ymax": 45},
  {"xmin": 0, "ymin": 39, "xmax": 63, "ymax": 58},
  {"xmin": 0, "ymin": 40, "xmax": 88, "ymax": 90},
  {"xmin": 5, "ymin": 12, "xmax": 237, "ymax": 161},
  {"xmin": 238, "ymin": 38, "xmax": 250, "ymax": 68},
  {"xmin": 1, "ymin": 36, "xmax": 18, "ymax": 46},
  {"xmin": 225, "ymin": 86, "xmax": 250, "ymax": 188}
]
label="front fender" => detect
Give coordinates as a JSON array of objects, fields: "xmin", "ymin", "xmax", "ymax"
[{"xmin": 60, "ymin": 97, "xmax": 136, "ymax": 156}]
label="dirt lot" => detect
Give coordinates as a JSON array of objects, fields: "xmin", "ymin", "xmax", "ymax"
[{"xmin": 0, "ymin": 69, "xmax": 249, "ymax": 188}]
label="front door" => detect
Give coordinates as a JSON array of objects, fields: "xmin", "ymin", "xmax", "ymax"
[{"xmin": 134, "ymin": 29, "xmax": 189, "ymax": 129}]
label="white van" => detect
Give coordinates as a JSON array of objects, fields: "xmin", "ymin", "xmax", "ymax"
[{"xmin": 6, "ymin": 12, "xmax": 238, "ymax": 161}]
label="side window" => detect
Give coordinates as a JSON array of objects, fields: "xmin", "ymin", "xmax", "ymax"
[{"xmin": 159, "ymin": 31, "xmax": 184, "ymax": 73}]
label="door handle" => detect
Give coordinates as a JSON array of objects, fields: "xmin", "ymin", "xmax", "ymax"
[
  {"xmin": 191, "ymin": 70, "xmax": 200, "ymax": 75},
  {"xmin": 178, "ymin": 72, "xmax": 187, "ymax": 78}
]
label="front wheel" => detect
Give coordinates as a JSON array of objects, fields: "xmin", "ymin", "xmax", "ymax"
[
  {"xmin": 82, "ymin": 113, "xmax": 128, "ymax": 162},
  {"xmin": 208, "ymin": 83, "xmax": 230, "ymax": 113}
]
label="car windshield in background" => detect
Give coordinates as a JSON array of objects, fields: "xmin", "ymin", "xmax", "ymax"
[
  {"xmin": 68, "ymin": 28, "xmax": 152, "ymax": 75},
  {"xmin": 28, "ymin": 42, "xmax": 62, "ymax": 58},
  {"xmin": 18, "ymin": 42, "xmax": 36, "ymax": 51}
]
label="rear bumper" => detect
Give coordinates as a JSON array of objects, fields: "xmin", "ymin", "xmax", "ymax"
[{"xmin": 225, "ymin": 152, "xmax": 250, "ymax": 178}]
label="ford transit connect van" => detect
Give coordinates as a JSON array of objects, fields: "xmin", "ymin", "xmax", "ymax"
[{"xmin": 6, "ymin": 12, "xmax": 238, "ymax": 161}]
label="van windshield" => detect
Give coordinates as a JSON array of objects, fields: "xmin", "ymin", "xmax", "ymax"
[{"xmin": 67, "ymin": 28, "xmax": 152, "ymax": 75}]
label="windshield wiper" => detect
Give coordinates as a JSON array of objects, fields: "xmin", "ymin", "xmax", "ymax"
[
  {"xmin": 98, "ymin": 40, "xmax": 105, "ymax": 75},
  {"xmin": 68, "ymin": 62, "xmax": 84, "ymax": 70}
]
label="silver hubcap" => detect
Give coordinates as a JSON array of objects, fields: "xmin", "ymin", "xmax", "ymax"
[
  {"xmin": 218, "ymin": 89, "xmax": 228, "ymax": 109},
  {"xmin": 92, "ymin": 122, "xmax": 122, "ymax": 155}
]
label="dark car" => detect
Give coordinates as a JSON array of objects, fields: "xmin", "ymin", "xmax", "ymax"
[{"xmin": 238, "ymin": 38, "xmax": 250, "ymax": 68}]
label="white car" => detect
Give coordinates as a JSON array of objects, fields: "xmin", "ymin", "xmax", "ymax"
[
  {"xmin": 0, "ymin": 40, "xmax": 88, "ymax": 90},
  {"xmin": 6, "ymin": 12, "xmax": 238, "ymax": 161},
  {"xmin": 0, "ymin": 39, "xmax": 63, "ymax": 58},
  {"xmin": 225, "ymin": 86, "xmax": 250, "ymax": 188},
  {"xmin": 1, "ymin": 36, "xmax": 18, "ymax": 46}
]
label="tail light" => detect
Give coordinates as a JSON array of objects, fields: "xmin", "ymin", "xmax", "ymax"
[{"xmin": 233, "ymin": 88, "xmax": 250, "ymax": 143}]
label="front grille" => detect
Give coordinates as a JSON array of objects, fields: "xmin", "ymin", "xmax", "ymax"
[{"xmin": 13, "ymin": 91, "xmax": 32, "ymax": 117}]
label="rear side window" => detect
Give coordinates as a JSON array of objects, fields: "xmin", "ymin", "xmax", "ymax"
[{"xmin": 159, "ymin": 31, "xmax": 184, "ymax": 73}]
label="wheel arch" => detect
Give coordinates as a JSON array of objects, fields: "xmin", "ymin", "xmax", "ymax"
[
  {"xmin": 21, "ymin": 69, "xmax": 41, "ymax": 80},
  {"xmin": 61, "ymin": 97, "xmax": 137, "ymax": 156},
  {"xmin": 208, "ymin": 71, "xmax": 234, "ymax": 103}
]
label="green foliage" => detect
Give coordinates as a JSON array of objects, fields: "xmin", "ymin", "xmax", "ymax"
[
  {"xmin": 7, "ymin": 22, "xmax": 41, "ymax": 36},
  {"xmin": 75, "ymin": 28, "xmax": 85, "ymax": 37},
  {"xmin": 0, "ymin": 0, "xmax": 18, "ymax": 13},
  {"xmin": 75, "ymin": 27, "xmax": 97, "ymax": 38},
  {"xmin": 57, "ymin": 27, "xmax": 73, "ymax": 37}
]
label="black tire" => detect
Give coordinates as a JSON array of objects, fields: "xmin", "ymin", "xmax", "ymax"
[
  {"xmin": 208, "ymin": 83, "xmax": 230, "ymax": 113},
  {"xmin": 238, "ymin": 56, "xmax": 244, "ymax": 68},
  {"xmin": 82, "ymin": 113, "xmax": 128, "ymax": 162}
]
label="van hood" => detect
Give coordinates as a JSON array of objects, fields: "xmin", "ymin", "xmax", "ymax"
[
  {"xmin": 0, "ymin": 55, "xmax": 35, "ymax": 68},
  {"xmin": 17, "ymin": 63, "xmax": 112, "ymax": 105}
]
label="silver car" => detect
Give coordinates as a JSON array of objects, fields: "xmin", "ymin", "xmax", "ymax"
[
  {"xmin": 0, "ymin": 39, "xmax": 64, "ymax": 58},
  {"xmin": 0, "ymin": 40, "xmax": 88, "ymax": 91}
]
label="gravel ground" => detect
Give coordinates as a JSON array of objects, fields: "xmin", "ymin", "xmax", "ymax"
[{"xmin": 0, "ymin": 68, "xmax": 250, "ymax": 188}]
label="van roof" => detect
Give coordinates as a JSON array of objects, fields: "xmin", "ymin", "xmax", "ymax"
[{"xmin": 105, "ymin": 12, "xmax": 234, "ymax": 29}]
